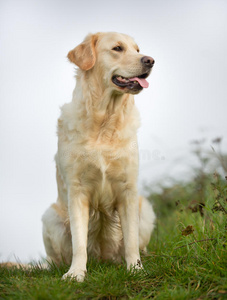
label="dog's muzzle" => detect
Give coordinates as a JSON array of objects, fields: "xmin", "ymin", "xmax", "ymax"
[{"xmin": 112, "ymin": 56, "xmax": 155, "ymax": 92}]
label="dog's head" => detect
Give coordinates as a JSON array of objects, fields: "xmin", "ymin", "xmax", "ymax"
[{"xmin": 68, "ymin": 32, "xmax": 155, "ymax": 95}]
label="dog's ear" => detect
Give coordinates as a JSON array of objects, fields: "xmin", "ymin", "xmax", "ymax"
[{"xmin": 67, "ymin": 34, "xmax": 99, "ymax": 71}]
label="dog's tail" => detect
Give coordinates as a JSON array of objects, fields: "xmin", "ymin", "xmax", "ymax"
[
  {"xmin": 0, "ymin": 261, "xmax": 49, "ymax": 269},
  {"xmin": 0, "ymin": 262, "xmax": 31, "ymax": 269}
]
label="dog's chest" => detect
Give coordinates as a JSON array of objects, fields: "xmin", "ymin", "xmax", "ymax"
[
  {"xmin": 84, "ymin": 149, "xmax": 127, "ymax": 210},
  {"xmin": 97, "ymin": 152, "xmax": 108, "ymax": 188},
  {"xmin": 91, "ymin": 151, "xmax": 113, "ymax": 204},
  {"xmin": 58, "ymin": 136, "xmax": 137, "ymax": 210}
]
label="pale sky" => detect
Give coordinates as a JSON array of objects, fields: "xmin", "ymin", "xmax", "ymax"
[{"xmin": 0, "ymin": 0, "xmax": 227, "ymax": 262}]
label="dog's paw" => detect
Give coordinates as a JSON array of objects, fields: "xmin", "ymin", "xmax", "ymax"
[
  {"xmin": 62, "ymin": 268, "xmax": 86, "ymax": 282},
  {"xmin": 134, "ymin": 259, "xmax": 143, "ymax": 270},
  {"xmin": 128, "ymin": 259, "xmax": 143, "ymax": 272}
]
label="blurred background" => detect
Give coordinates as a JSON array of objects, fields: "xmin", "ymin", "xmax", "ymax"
[{"xmin": 0, "ymin": 0, "xmax": 226, "ymax": 262}]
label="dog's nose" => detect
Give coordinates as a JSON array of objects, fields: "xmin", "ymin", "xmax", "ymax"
[{"xmin": 141, "ymin": 56, "xmax": 155, "ymax": 68}]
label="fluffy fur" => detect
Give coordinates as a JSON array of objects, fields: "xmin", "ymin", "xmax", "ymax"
[{"xmin": 42, "ymin": 32, "xmax": 156, "ymax": 282}]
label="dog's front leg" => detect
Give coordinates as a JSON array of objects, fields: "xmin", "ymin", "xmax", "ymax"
[
  {"xmin": 62, "ymin": 191, "xmax": 89, "ymax": 282},
  {"xmin": 117, "ymin": 193, "xmax": 142, "ymax": 270}
]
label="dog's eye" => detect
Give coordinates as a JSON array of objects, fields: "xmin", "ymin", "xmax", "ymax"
[{"xmin": 112, "ymin": 46, "xmax": 123, "ymax": 52}]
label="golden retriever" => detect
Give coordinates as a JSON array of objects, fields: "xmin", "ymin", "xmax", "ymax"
[{"xmin": 42, "ymin": 32, "xmax": 156, "ymax": 282}]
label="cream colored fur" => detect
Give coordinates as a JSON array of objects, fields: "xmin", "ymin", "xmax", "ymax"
[{"xmin": 42, "ymin": 32, "xmax": 156, "ymax": 282}]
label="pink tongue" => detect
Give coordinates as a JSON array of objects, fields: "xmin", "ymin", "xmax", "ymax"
[{"xmin": 129, "ymin": 77, "xmax": 149, "ymax": 88}]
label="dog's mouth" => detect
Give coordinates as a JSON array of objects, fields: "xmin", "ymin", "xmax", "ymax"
[{"xmin": 112, "ymin": 72, "xmax": 150, "ymax": 92}]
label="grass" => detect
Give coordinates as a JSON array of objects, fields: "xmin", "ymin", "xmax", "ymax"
[{"xmin": 0, "ymin": 140, "xmax": 227, "ymax": 299}]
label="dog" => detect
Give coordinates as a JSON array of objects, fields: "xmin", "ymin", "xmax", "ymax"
[{"xmin": 42, "ymin": 32, "xmax": 156, "ymax": 282}]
